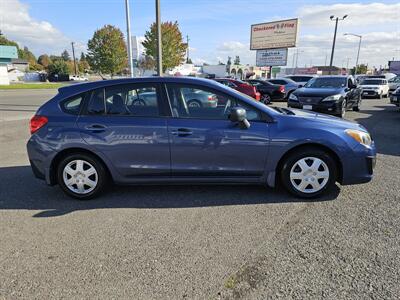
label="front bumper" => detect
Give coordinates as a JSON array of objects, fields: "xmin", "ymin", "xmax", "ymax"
[
  {"xmin": 287, "ymin": 100, "xmax": 342, "ymax": 115},
  {"xmin": 362, "ymin": 90, "xmax": 380, "ymax": 97},
  {"xmin": 340, "ymin": 143, "xmax": 376, "ymax": 185}
]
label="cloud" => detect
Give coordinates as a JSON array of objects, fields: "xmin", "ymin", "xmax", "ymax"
[
  {"xmin": 298, "ymin": 3, "xmax": 400, "ymax": 27},
  {"xmin": 0, "ymin": 0, "xmax": 76, "ymax": 55},
  {"xmin": 194, "ymin": 2, "xmax": 400, "ymax": 68}
]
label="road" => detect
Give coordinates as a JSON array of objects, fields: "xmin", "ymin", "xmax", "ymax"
[{"xmin": 0, "ymin": 89, "xmax": 399, "ymax": 299}]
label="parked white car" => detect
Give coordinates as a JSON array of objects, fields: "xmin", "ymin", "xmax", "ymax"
[
  {"xmin": 69, "ymin": 75, "xmax": 88, "ymax": 81},
  {"xmin": 360, "ymin": 78, "xmax": 389, "ymax": 98},
  {"xmin": 388, "ymin": 76, "xmax": 400, "ymax": 94},
  {"xmin": 284, "ymin": 75, "xmax": 317, "ymax": 87}
]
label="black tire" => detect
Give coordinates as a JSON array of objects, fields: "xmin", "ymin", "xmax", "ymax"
[
  {"xmin": 187, "ymin": 100, "xmax": 202, "ymax": 108},
  {"xmin": 57, "ymin": 153, "xmax": 108, "ymax": 200},
  {"xmin": 353, "ymin": 96, "xmax": 361, "ymax": 111},
  {"xmin": 280, "ymin": 147, "xmax": 337, "ymax": 198},
  {"xmin": 336, "ymin": 100, "xmax": 346, "ymax": 118}
]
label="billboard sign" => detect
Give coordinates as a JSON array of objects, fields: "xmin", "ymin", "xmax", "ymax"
[
  {"xmin": 250, "ymin": 18, "xmax": 299, "ymax": 50},
  {"xmin": 256, "ymin": 48, "xmax": 288, "ymax": 66},
  {"xmin": 389, "ymin": 60, "xmax": 400, "ymax": 75}
]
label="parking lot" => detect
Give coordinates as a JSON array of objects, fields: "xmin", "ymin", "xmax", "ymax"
[{"xmin": 0, "ymin": 89, "xmax": 399, "ymax": 299}]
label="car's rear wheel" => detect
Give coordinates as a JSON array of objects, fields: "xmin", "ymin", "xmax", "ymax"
[
  {"xmin": 187, "ymin": 100, "xmax": 202, "ymax": 108},
  {"xmin": 353, "ymin": 96, "xmax": 361, "ymax": 111},
  {"xmin": 261, "ymin": 94, "xmax": 271, "ymax": 104},
  {"xmin": 281, "ymin": 148, "xmax": 337, "ymax": 198},
  {"xmin": 57, "ymin": 153, "xmax": 107, "ymax": 200}
]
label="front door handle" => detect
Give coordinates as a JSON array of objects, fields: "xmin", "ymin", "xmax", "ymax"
[
  {"xmin": 171, "ymin": 128, "xmax": 193, "ymax": 136},
  {"xmin": 85, "ymin": 124, "xmax": 107, "ymax": 132}
]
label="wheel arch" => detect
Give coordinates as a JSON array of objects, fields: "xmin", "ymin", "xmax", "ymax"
[
  {"xmin": 275, "ymin": 142, "xmax": 343, "ymax": 186},
  {"xmin": 49, "ymin": 147, "xmax": 113, "ymax": 185}
]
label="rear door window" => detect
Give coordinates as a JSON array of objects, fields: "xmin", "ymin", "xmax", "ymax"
[
  {"xmin": 87, "ymin": 89, "xmax": 105, "ymax": 115},
  {"xmin": 105, "ymin": 84, "xmax": 160, "ymax": 117},
  {"xmin": 61, "ymin": 93, "xmax": 85, "ymax": 115}
]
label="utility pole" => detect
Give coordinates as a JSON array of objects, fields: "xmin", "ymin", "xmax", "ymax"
[
  {"xmin": 344, "ymin": 33, "xmax": 362, "ymax": 75},
  {"xmin": 186, "ymin": 35, "xmax": 190, "ymax": 63},
  {"xmin": 71, "ymin": 42, "xmax": 77, "ymax": 75},
  {"xmin": 155, "ymin": 0, "xmax": 162, "ymax": 76},
  {"xmin": 125, "ymin": 0, "xmax": 134, "ymax": 77},
  {"xmin": 329, "ymin": 15, "xmax": 348, "ymax": 74}
]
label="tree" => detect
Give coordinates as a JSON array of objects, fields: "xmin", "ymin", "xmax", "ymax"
[
  {"xmin": 138, "ymin": 55, "xmax": 155, "ymax": 72},
  {"xmin": 142, "ymin": 21, "xmax": 187, "ymax": 72},
  {"xmin": 234, "ymin": 55, "xmax": 240, "ymax": 65},
  {"xmin": 187, "ymin": 58, "xmax": 193, "ymax": 64},
  {"xmin": 80, "ymin": 52, "xmax": 86, "ymax": 61},
  {"xmin": 20, "ymin": 46, "xmax": 43, "ymax": 71},
  {"xmin": 226, "ymin": 56, "xmax": 232, "ymax": 66},
  {"xmin": 61, "ymin": 50, "xmax": 71, "ymax": 61},
  {"xmin": 351, "ymin": 63, "xmax": 368, "ymax": 75},
  {"xmin": 87, "ymin": 25, "xmax": 128, "ymax": 77},
  {"xmin": 38, "ymin": 54, "xmax": 52, "ymax": 69},
  {"xmin": 48, "ymin": 59, "xmax": 69, "ymax": 75}
]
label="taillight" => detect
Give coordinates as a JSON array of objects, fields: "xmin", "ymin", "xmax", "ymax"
[
  {"xmin": 208, "ymin": 95, "xmax": 216, "ymax": 101},
  {"xmin": 30, "ymin": 115, "xmax": 48, "ymax": 134},
  {"xmin": 279, "ymin": 85, "xmax": 285, "ymax": 93}
]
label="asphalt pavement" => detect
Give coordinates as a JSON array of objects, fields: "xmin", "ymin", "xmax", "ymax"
[{"xmin": 0, "ymin": 89, "xmax": 399, "ymax": 299}]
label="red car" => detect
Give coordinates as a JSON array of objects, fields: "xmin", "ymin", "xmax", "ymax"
[{"xmin": 213, "ymin": 78, "xmax": 261, "ymax": 101}]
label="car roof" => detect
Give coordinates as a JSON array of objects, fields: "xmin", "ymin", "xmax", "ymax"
[{"xmin": 57, "ymin": 77, "xmax": 221, "ymax": 97}]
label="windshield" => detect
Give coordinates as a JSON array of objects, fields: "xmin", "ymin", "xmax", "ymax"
[
  {"xmin": 360, "ymin": 79, "xmax": 384, "ymax": 85},
  {"xmin": 304, "ymin": 77, "xmax": 346, "ymax": 88},
  {"xmin": 288, "ymin": 76, "xmax": 312, "ymax": 83}
]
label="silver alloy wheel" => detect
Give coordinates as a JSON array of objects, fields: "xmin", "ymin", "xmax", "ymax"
[
  {"xmin": 188, "ymin": 101, "xmax": 201, "ymax": 107},
  {"xmin": 290, "ymin": 157, "xmax": 330, "ymax": 194},
  {"xmin": 63, "ymin": 159, "xmax": 98, "ymax": 195},
  {"xmin": 261, "ymin": 94, "xmax": 271, "ymax": 104},
  {"xmin": 341, "ymin": 100, "xmax": 346, "ymax": 117}
]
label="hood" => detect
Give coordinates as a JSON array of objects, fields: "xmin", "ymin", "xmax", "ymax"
[
  {"xmin": 286, "ymin": 108, "xmax": 366, "ymax": 131},
  {"xmin": 294, "ymin": 87, "xmax": 344, "ymax": 97},
  {"xmin": 361, "ymin": 85, "xmax": 381, "ymax": 89}
]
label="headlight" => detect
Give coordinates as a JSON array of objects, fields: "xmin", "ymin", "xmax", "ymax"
[
  {"xmin": 289, "ymin": 93, "xmax": 298, "ymax": 101},
  {"xmin": 345, "ymin": 129, "xmax": 372, "ymax": 146},
  {"xmin": 322, "ymin": 94, "xmax": 342, "ymax": 102}
]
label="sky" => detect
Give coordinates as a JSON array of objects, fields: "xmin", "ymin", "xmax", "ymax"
[{"xmin": 1, "ymin": 0, "xmax": 400, "ymax": 69}]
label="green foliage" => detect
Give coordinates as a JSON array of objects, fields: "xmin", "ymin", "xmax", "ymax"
[
  {"xmin": 87, "ymin": 25, "xmax": 128, "ymax": 76},
  {"xmin": 61, "ymin": 50, "xmax": 71, "ymax": 61},
  {"xmin": 351, "ymin": 64, "xmax": 368, "ymax": 75},
  {"xmin": 38, "ymin": 54, "xmax": 52, "ymax": 69},
  {"xmin": 226, "ymin": 56, "xmax": 232, "ymax": 65},
  {"xmin": 0, "ymin": 35, "xmax": 19, "ymax": 49},
  {"xmin": 139, "ymin": 55, "xmax": 155, "ymax": 71},
  {"xmin": 142, "ymin": 21, "xmax": 187, "ymax": 72},
  {"xmin": 234, "ymin": 55, "xmax": 240, "ymax": 65},
  {"xmin": 48, "ymin": 59, "xmax": 69, "ymax": 76}
]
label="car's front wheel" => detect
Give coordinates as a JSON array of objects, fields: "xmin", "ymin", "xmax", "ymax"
[
  {"xmin": 281, "ymin": 148, "xmax": 337, "ymax": 198},
  {"xmin": 57, "ymin": 153, "xmax": 108, "ymax": 200}
]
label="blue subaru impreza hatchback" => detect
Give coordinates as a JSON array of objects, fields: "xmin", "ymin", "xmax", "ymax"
[{"xmin": 27, "ymin": 77, "xmax": 376, "ymax": 200}]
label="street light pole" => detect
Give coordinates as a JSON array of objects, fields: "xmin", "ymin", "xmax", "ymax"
[
  {"xmin": 329, "ymin": 15, "xmax": 347, "ymax": 74},
  {"xmin": 344, "ymin": 33, "xmax": 362, "ymax": 75},
  {"xmin": 125, "ymin": 0, "xmax": 134, "ymax": 77},
  {"xmin": 71, "ymin": 42, "xmax": 77, "ymax": 76},
  {"xmin": 155, "ymin": 0, "xmax": 162, "ymax": 76}
]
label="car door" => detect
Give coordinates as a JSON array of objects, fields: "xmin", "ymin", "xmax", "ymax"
[
  {"xmin": 77, "ymin": 83, "xmax": 170, "ymax": 178},
  {"xmin": 345, "ymin": 77, "xmax": 360, "ymax": 108},
  {"xmin": 165, "ymin": 83, "xmax": 270, "ymax": 177}
]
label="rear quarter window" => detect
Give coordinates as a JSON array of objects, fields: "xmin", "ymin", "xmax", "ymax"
[{"xmin": 61, "ymin": 93, "xmax": 85, "ymax": 115}]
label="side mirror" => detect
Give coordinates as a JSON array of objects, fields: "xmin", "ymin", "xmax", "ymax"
[
  {"xmin": 229, "ymin": 107, "xmax": 250, "ymax": 129},
  {"xmin": 298, "ymin": 84, "xmax": 303, "ymax": 88}
]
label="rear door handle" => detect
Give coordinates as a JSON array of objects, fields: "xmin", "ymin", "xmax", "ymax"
[
  {"xmin": 85, "ymin": 124, "xmax": 107, "ymax": 132},
  {"xmin": 171, "ymin": 128, "xmax": 193, "ymax": 136}
]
